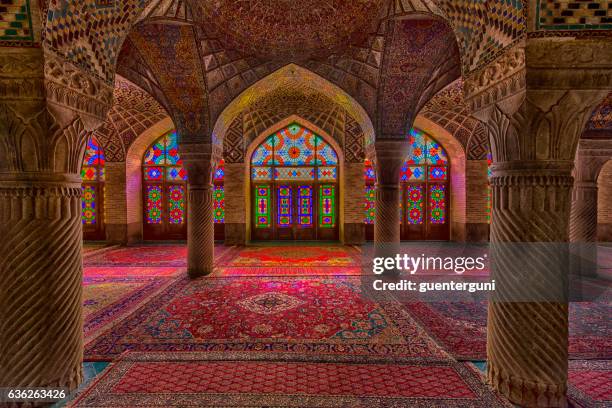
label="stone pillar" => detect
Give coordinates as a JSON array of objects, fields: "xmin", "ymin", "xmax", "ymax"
[
  {"xmin": 466, "ymin": 37, "xmax": 610, "ymax": 406},
  {"xmin": 487, "ymin": 161, "xmax": 573, "ymax": 407},
  {"xmin": 0, "ymin": 175, "xmax": 84, "ymax": 388},
  {"xmin": 598, "ymin": 159, "xmax": 612, "ymax": 242},
  {"xmin": 0, "ymin": 49, "xmax": 112, "ymax": 389},
  {"xmin": 181, "ymin": 152, "xmax": 215, "ymax": 278},
  {"xmin": 569, "ymin": 139, "xmax": 612, "ymax": 276},
  {"xmin": 373, "ymin": 140, "xmax": 409, "ymax": 257}
]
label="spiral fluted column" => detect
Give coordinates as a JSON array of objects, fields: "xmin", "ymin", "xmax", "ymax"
[
  {"xmin": 187, "ymin": 183, "xmax": 215, "ymax": 277},
  {"xmin": 373, "ymin": 140, "xmax": 409, "ymax": 260},
  {"xmin": 569, "ymin": 181, "xmax": 598, "ymax": 278},
  {"xmin": 0, "ymin": 175, "xmax": 84, "ymax": 389},
  {"xmin": 488, "ymin": 162, "xmax": 573, "ymax": 407},
  {"xmin": 569, "ymin": 140, "xmax": 612, "ymax": 278}
]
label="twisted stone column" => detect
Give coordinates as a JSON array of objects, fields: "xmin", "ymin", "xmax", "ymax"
[
  {"xmin": 181, "ymin": 149, "xmax": 216, "ymax": 278},
  {"xmin": 488, "ymin": 162, "xmax": 573, "ymax": 407},
  {"xmin": 0, "ymin": 174, "xmax": 84, "ymax": 389},
  {"xmin": 187, "ymin": 182, "xmax": 215, "ymax": 277},
  {"xmin": 373, "ymin": 140, "xmax": 409, "ymax": 260},
  {"xmin": 466, "ymin": 36, "xmax": 610, "ymax": 406},
  {"xmin": 570, "ymin": 181, "xmax": 599, "ymax": 278},
  {"xmin": 569, "ymin": 140, "xmax": 612, "ymax": 277}
]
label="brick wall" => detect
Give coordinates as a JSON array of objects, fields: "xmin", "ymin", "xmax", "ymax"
[
  {"xmin": 104, "ymin": 162, "xmax": 127, "ymax": 224},
  {"xmin": 343, "ymin": 163, "xmax": 365, "ymax": 224},
  {"xmin": 465, "ymin": 160, "xmax": 490, "ymax": 224},
  {"xmin": 225, "ymin": 163, "xmax": 246, "ymax": 224}
]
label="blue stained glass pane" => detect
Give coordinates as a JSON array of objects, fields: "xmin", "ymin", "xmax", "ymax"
[
  {"xmin": 165, "ymin": 132, "xmax": 182, "ymax": 165},
  {"xmin": 251, "ymin": 136, "xmax": 275, "ymax": 165},
  {"xmin": 315, "ymin": 135, "xmax": 338, "ymax": 165}
]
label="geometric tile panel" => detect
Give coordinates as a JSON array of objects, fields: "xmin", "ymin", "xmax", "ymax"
[
  {"xmin": 536, "ymin": 0, "xmax": 612, "ymax": 30},
  {"xmin": 45, "ymin": 0, "xmax": 145, "ymax": 82},
  {"xmin": 0, "ymin": 0, "xmax": 34, "ymax": 45}
]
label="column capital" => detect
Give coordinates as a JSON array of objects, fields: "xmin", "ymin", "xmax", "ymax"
[{"xmin": 373, "ymin": 139, "xmax": 410, "ymax": 184}]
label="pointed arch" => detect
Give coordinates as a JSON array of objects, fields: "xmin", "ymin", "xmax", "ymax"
[{"xmin": 212, "ymin": 64, "xmax": 376, "ymax": 158}]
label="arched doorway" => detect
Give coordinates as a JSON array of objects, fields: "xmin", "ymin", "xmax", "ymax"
[
  {"xmin": 365, "ymin": 128, "xmax": 450, "ymax": 241},
  {"xmin": 250, "ymin": 123, "xmax": 339, "ymax": 241},
  {"xmin": 82, "ymin": 135, "xmax": 105, "ymax": 240},
  {"xmin": 141, "ymin": 131, "xmax": 225, "ymax": 240}
]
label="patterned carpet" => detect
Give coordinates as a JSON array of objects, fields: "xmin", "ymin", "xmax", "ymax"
[
  {"xmin": 403, "ymin": 301, "xmax": 612, "ymax": 360},
  {"xmin": 83, "ymin": 276, "xmax": 175, "ymax": 343},
  {"xmin": 568, "ymin": 360, "xmax": 612, "ymax": 408},
  {"xmin": 84, "ymin": 276, "xmax": 447, "ymax": 361},
  {"xmin": 70, "ymin": 352, "xmax": 512, "ymax": 407},
  {"xmin": 215, "ymin": 245, "xmax": 364, "ymax": 276}
]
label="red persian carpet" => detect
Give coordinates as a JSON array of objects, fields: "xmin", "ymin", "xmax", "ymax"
[
  {"xmin": 402, "ymin": 301, "xmax": 612, "ymax": 360},
  {"xmin": 216, "ymin": 245, "xmax": 364, "ymax": 276},
  {"xmin": 84, "ymin": 266, "xmax": 184, "ymax": 278},
  {"xmin": 70, "ymin": 352, "xmax": 512, "ymax": 407},
  {"xmin": 83, "ymin": 244, "xmax": 232, "ymax": 267},
  {"xmin": 84, "ymin": 276, "xmax": 448, "ymax": 361},
  {"xmin": 568, "ymin": 360, "xmax": 612, "ymax": 408}
]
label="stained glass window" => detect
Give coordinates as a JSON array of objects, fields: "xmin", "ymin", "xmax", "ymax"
[
  {"xmin": 298, "ymin": 185, "xmax": 313, "ymax": 227},
  {"xmin": 167, "ymin": 185, "xmax": 185, "ymax": 224},
  {"xmin": 251, "ymin": 124, "xmax": 338, "ymax": 182},
  {"xmin": 406, "ymin": 185, "xmax": 424, "ymax": 224},
  {"xmin": 365, "ymin": 160, "xmax": 376, "ymax": 181},
  {"xmin": 255, "ymin": 185, "xmax": 271, "ymax": 228},
  {"xmin": 143, "ymin": 131, "xmax": 225, "ymax": 233},
  {"xmin": 429, "ymin": 184, "xmax": 446, "ymax": 224},
  {"xmin": 277, "ymin": 185, "xmax": 293, "ymax": 227},
  {"xmin": 214, "ymin": 160, "xmax": 225, "ymax": 181},
  {"xmin": 365, "ymin": 185, "xmax": 376, "ymax": 224},
  {"xmin": 146, "ymin": 185, "xmax": 163, "ymax": 224},
  {"xmin": 251, "ymin": 123, "xmax": 339, "ymax": 234},
  {"xmin": 319, "ymin": 185, "xmax": 336, "ymax": 228},
  {"xmin": 363, "ymin": 128, "xmax": 450, "ymax": 238},
  {"xmin": 81, "ymin": 136, "xmax": 105, "ymax": 227},
  {"xmin": 82, "ymin": 185, "xmax": 97, "ymax": 225}
]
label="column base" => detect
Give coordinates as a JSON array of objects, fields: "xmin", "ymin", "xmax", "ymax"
[
  {"xmin": 488, "ymin": 360, "xmax": 567, "ymax": 408},
  {"xmin": 187, "ymin": 267, "xmax": 214, "ymax": 278}
]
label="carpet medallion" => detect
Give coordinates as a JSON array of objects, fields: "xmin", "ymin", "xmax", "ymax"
[
  {"xmin": 402, "ymin": 301, "xmax": 611, "ymax": 360},
  {"xmin": 84, "ymin": 277, "xmax": 447, "ymax": 361},
  {"xmin": 70, "ymin": 352, "xmax": 512, "ymax": 407},
  {"xmin": 568, "ymin": 360, "xmax": 612, "ymax": 408}
]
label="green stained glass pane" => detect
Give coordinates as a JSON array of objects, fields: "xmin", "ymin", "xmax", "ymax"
[{"xmin": 319, "ymin": 184, "xmax": 336, "ymax": 228}]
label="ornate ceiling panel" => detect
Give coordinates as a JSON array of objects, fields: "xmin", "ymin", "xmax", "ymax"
[
  {"xmin": 44, "ymin": 0, "xmax": 144, "ymax": 83},
  {"xmin": 420, "ymin": 79, "xmax": 489, "ymax": 160},
  {"xmin": 137, "ymin": 0, "xmax": 194, "ymax": 24},
  {"xmin": 128, "ymin": 23, "xmax": 209, "ymax": 137},
  {"xmin": 94, "ymin": 75, "xmax": 169, "ymax": 162},
  {"xmin": 192, "ymin": 0, "xmax": 383, "ymax": 60},
  {"xmin": 378, "ymin": 19, "xmax": 460, "ymax": 138}
]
